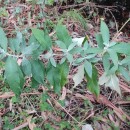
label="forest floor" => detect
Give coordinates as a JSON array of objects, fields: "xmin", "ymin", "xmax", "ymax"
[{"xmin": 0, "ymin": 1, "xmax": 130, "ymax": 130}]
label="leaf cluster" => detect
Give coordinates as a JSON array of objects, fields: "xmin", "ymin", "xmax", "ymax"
[{"xmin": 0, "ymin": 20, "xmax": 130, "ymax": 97}]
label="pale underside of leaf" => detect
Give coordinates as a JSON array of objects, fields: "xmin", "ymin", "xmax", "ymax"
[
  {"xmin": 99, "ymin": 73, "xmax": 121, "ymax": 96},
  {"xmin": 73, "ymin": 64, "xmax": 84, "ymax": 88}
]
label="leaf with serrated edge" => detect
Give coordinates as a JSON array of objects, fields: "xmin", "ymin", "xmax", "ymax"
[{"xmin": 73, "ymin": 64, "xmax": 84, "ymax": 88}]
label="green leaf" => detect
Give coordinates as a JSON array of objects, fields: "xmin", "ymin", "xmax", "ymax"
[
  {"xmin": 109, "ymin": 41, "xmax": 117, "ymax": 47},
  {"xmin": 89, "ymin": 57, "xmax": 100, "ymax": 63},
  {"xmin": 21, "ymin": 58, "xmax": 32, "ymax": 76},
  {"xmin": 29, "ymin": 34, "xmax": 39, "ymax": 45},
  {"xmin": 99, "ymin": 73, "xmax": 121, "ymax": 95},
  {"xmin": 16, "ymin": 31, "xmax": 22, "ymax": 43},
  {"xmin": 73, "ymin": 64, "xmax": 84, "ymax": 88},
  {"xmin": 60, "ymin": 57, "xmax": 66, "ymax": 64},
  {"xmin": 68, "ymin": 41, "xmax": 77, "ymax": 51},
  {"xmin": 100, "ymin": 20, "xmax": 110, "ymax": 44},
  {"xmin": 85, "ymin": 54, "xmax": 96, "ymax": 59},
  {"xmin": 106, "ymin": 49, "xmax": 118, "ymax": 75},
  {"xmin": 30, "ymin": 45, "xmax": 43, "ymax": 59},
  {"xmin": 22, "ymin": 43, "xmax": 39, "ymax": 56},
  {"xmin": 119, "ymin": 66, "xmax": 130, "ymax": 82},
  {"xmin": 111, "ymin": 43, "xmax": 130, "ymax": 55},
  {"xmin": 108, "ymin": 66, "xmax": 118, "ymax": 75},
  {"xmin": 83, "ymin": 40, "xmax": 89, "ymax": 51},
  {"xmin": 86, "ymin": 48, "xmax": 102, "ymax": 54},
  {"xmin": 70, "ymin": 47, "xmax": 83, "ymax": 55},
  {"xmin": 85, "ymin": 66, "xmax": 100, "ymax": 97},
  {"xmin": 44, "ymin": 0, "xmax": 54, "ymax": 5},
  {"xmin": 99, "ymin": 72, "xmax": 110, "ymax": 85},
  {"xmin": 106, "ymin": 74, "xmax": 121, "ymax": 96},
  {"xmin": 102, "ymin": 51, "xmax": 118, "ymax": 75},
  {"xmin": 31, "ymin": 28, "xmax": 52, "ymax": 50},
  {"xmin": 108, "ymin": 49, "xmax": 118, "ymax": 67},
  {"xmin": 56, "ymin": 24, "xmax": 72, "ymax": 48},
  {"xmin": 50, "ymin": 57, "xmax": 56, "ymax": 67},
  {"xmin": 66, "ymin": 53, "xmax": 73, "ymax": 64},
  {"xmin": 96, "ymin": 33, "xmax": 104, "ymax": 49},
  {"xmin": 8, "ymin": 38, "xmax": 18, "ymax": 52},
  {"xmin": 0, "ymin": 27, "xmax": 7, "ymax": 51},
  {"xmin": 74, "ymin": 57, "xmax": 84, "ymax": 64},
  {"xmin": 46, "ymin": 62, "xmax": 69, "ymax": 93},
  {"xmin": 44, "ymin": 49, "xmax": 53, "ymax": 59},
  {"xmin": 46, "ymin": 63, "xmax": 61, "ymax": 93},
  {"xmin": 102, "ymin": 53, "xmax": 110, "ymax": 73},
  {"xmin": 120, "ymin": 56, "xmax": 130, "ymax": 65},
  {"xmin": 55, "ymin": 40, "xmax": 66, "ymax": 49},
  {"xmin": 0, "ymin": 48, "xmax": 6, "ymax": 60},
  {"xmin": 44, "ymin": 30, "xmax": 52, "ymax": 48},
  {"xmin": 31, "ymin": 77, "xmax": 39, "ymax": 88},
  {"xmin": 5, "ymin": 57, "xmax": 24, "ymax": 95},
  {"xmin": 84, "ymin": 60, "xmax": 92, "ymax": 78},
  {"xmin": 59, "ymin": 62, "xmax": 69, "ymax": 87},
  {"xmin": 30, "ymin": 60, "xmax": 44, "ymax": 84},
  {"xmin": 17, "ymin": 64, "xmax": 24, "ymax": 92}
]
